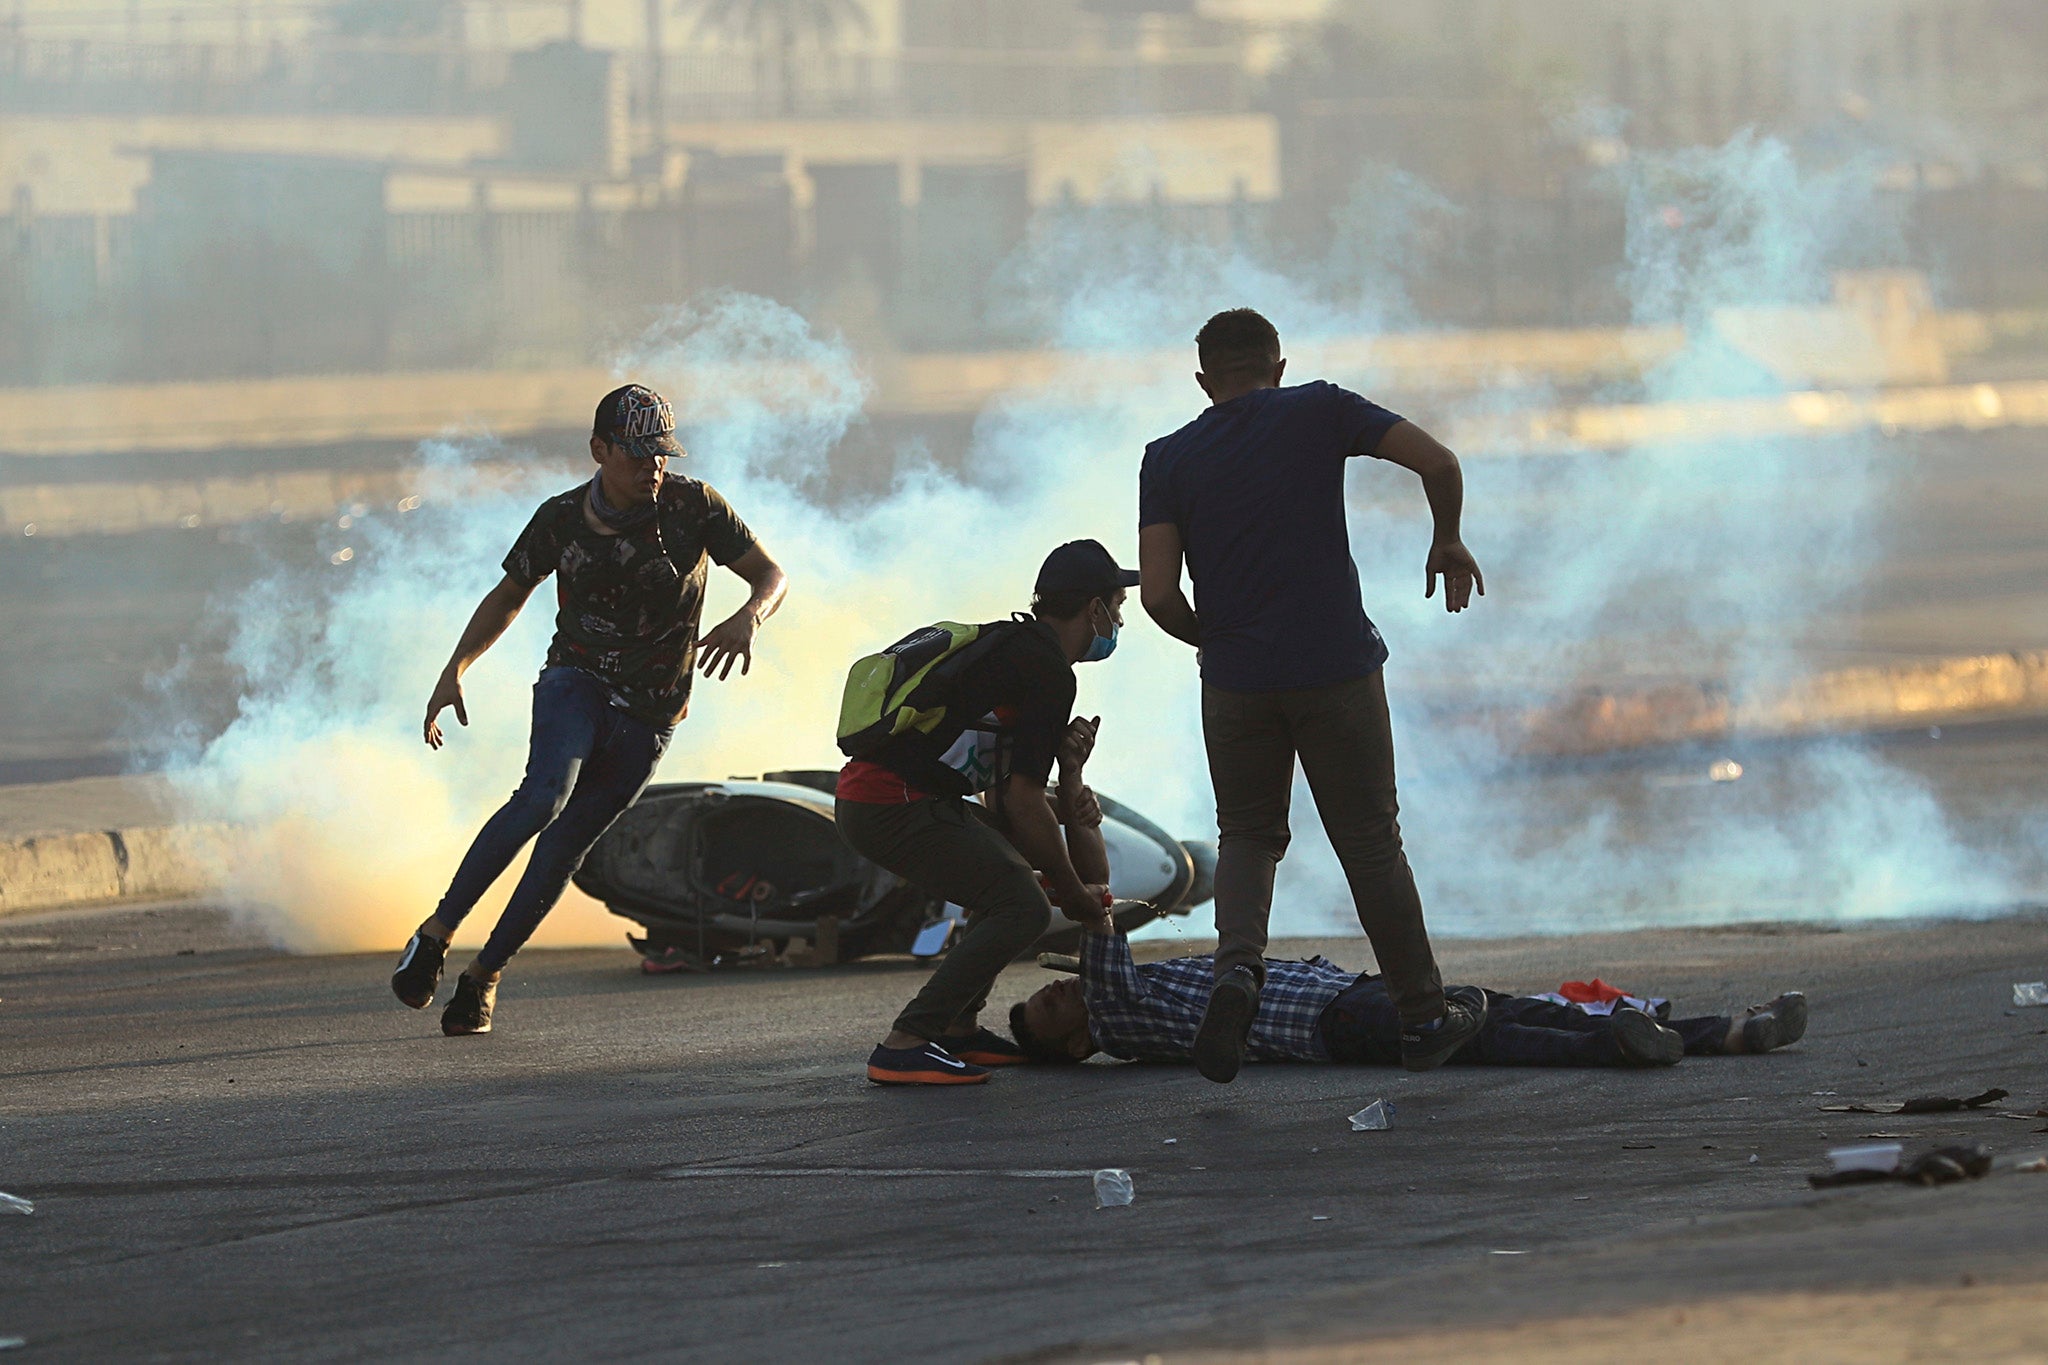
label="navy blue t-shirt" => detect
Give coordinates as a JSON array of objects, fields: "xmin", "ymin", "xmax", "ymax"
[{"xmin": 1138, "ymin": 381, "xmax": 1405, "ymax": 692}]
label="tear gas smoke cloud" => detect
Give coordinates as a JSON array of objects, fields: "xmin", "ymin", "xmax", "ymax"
[
  {"xmin": 160, "ymin": 296, "xmax": 1210, "ymax": 954},
  {"xmin": 1347, "ymin": 135, "xmax": 2022, "ymax": 934},
  {"xmin": 163, "ymin": 131, "xmax": 2030, "ymax": 956}
]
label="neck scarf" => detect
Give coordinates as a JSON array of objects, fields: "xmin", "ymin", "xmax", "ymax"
[{"xmin": 587, "ymin": 473, "xmax": 657, "ymax": 531}]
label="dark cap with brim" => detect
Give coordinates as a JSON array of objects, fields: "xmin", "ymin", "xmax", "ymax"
[
  {"xmin": 594, "ymin": 383, "xmax": 685, "ymax": 459},
  {"xmin": 1035, "ymin": 539, "xmax": 1140, "ymax": 598}
]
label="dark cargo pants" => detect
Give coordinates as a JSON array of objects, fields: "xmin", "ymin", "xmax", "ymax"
[
  {"xmin": 1202, "ymin": 669, "xmax": 1446, "ymax": 1025},
  {"xmin": 1321, "ymin": 979, "xmax": 1732, "ymax": 1066},
  {"xmin": 834, "ymin": 796, "xmax": 1053, "ymax": 1042}
]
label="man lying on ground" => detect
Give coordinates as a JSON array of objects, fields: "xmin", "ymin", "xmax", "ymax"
[{"xmin": 1009, "ymin": 925, "xmax": 1807, "ymax": 1068}]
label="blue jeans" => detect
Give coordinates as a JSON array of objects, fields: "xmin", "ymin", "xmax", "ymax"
[{"xmin": 434, "ymin": 666, "xmax": 673, "ymax": 972}]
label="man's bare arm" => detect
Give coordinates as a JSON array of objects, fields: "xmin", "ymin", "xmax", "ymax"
[
  {"xmin": 1138, "ymin": 522, "xmax": 1201, "ymax": 646},
  {"xmin": 999, "ymin": 774, "xmax": 1110, "ymax": 928},
  {"xmin": 1362, "ymin": 420, "xmax": 1485, "ymax": 613},
  {"xmin": 1060, "ymin": 784, "xmax": 1110, "ymax": 886},
  {"xmin": 698, "ymin": 543, "xmax": 789, "ymax": 681},
  {"xmin": 425, "ymin": 573, "xmax": 539, "ymax": 748},
  {"xmin": 1055, "ymin": 717, "xmax": 1110, "ymax": 885}
]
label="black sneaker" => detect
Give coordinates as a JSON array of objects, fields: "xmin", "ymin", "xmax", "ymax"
[
  {"xmin": 1399, "ymin": 990, "xmax": 1487, "ymax": 1072},
  {"xmin": 441, "ymin": 972, "xmax": 497, "ymax": 1036},
  {"xmin": 1609, "ymin": 1005, "xmax": 1685, "ymax": 1066},
  {"xmin": 866, "ymin": 1041, "xmax": 989, "ymax": 1085},
  {"xmin": 1741, "ymin": 992, "xmax": 1808, "ymax": 1053},
  {"xmin": 938, "ymin": 1027, "xmax": 1027, "ymax": 1067},
  {"xmin": 391, "ymin": 930, "xmax": 447, "ymax": 1010},
  {"xmin": 1192, "ymin": 966, "xmax": 1260, "ymax": 1084}
]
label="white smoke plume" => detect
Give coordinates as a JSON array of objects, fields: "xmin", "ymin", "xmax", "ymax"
[
  {"xmin": 163, "ymin": 132, "xmax": 2032, "ymax": 957},
  {"xmin": 1343, "ymin": 135, "xmax": 2022, "ymax": 934}
]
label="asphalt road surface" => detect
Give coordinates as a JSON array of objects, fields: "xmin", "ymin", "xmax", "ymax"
[{"xmin": 4, "ymin": 905, "xmax": 2046, "ymax": 1361}]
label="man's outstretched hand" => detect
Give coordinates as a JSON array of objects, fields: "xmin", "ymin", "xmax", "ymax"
[
  {"xmin": 1058, "ymin": 715, "xmax": 1100, "ymax": 772},
  {"xmin": 697, "ymin": 610, "xmax": 760, "ymax": 681},
  {"xmin": 1425, "ymin": 540, "xmax": 1485, "ymax": 613},
  {"xmin": 1057, "ymin": 881, "xmax": 1114, "ymax": 932},
  {"xmin": 424, "ymin": 670, "xmax": 467, "ymax": 749},
  {"xmin": 1062, "ymin": 784, "xmax": 1103, "ymax": 830}
]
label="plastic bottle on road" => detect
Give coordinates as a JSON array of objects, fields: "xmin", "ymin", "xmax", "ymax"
[
  {"xmin": 0, "ymin": 1192, "xmax": 32, "ymax": 1215},
  {"xmin": 1093, "ymin": 1169, "xmax": 1134, "ymax": 1208},
  {"xmin": 1348, "ymin": 1100, "xmax": 1394, "ymax": 1131}
]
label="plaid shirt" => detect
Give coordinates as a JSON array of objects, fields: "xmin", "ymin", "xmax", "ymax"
[{"xmin": 1079, "ymin": 931, "xmax": 1355, "ymax": 1063}]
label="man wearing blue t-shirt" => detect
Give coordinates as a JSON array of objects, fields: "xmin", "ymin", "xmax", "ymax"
[{"xmin": 1137, "ymin": 308, "xmax": 1487, "ymax": 1084}]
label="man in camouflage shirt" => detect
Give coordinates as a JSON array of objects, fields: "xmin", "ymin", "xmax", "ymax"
[{"xmin": 391, "ymin": 383, "xmax": 787, "ymax": 1036}]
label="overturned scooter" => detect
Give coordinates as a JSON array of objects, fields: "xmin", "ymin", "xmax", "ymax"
[{"xmin": 573, "ymin": 769, "xmax": 1215, "ymax": 971}]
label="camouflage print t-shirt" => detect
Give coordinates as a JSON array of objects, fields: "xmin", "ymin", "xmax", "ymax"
[{"xmin": 502, "ymin": 478, "xmax": 756, "ymax": 728}]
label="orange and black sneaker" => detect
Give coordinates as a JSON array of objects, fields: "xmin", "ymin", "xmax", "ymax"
[
  {"xmin": 938, "ymin": 1027, "xmax": 1027, "ymax": 1067},
  {"xmin": 866, "ymin": 1041, "xmax": 989, "ymax": 1086}
]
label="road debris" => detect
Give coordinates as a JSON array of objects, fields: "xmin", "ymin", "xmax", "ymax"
[
  {"xmin": 2016, "ymin": 1157, "xmax": 2048, "ymax": 1173},
  {"xmin": 1348, "ymin": 1100, "xmax": 1394, "ymax": 1131},
  {"xmin": 2013, "ymin": 982, "xmax": 2048, "ymax": 1007},
  {"xmin": 1826, "ymin": 1143, "xmax": 1903, "ymax": 1176},
  {"xmin": 1093, "ymin": 1169, "xmax": 1134, "ymax": 1209},
  {"xmin": 0, "ymin": 1193, "xmax": 31, "ymax": 1215},
  {"xmin": 1810, "ymin": 1143, "xmax": 1994, "ymax": 1188},
  {"xmin": 1819, "ymin": 1087, "xmax": 2007, "ymax": 1114}
]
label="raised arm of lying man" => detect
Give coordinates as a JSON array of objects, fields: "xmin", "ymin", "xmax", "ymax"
[{"xmin": 1077, "ymin": 930, "xmax": 1215, "ymax": 1062}]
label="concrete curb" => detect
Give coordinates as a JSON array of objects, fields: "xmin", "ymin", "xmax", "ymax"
[
  {"xmin": 1508, "ymin": 649, "xmax": 2048, "ymax": 757},
  {"xmin": 0, "ymin": 823, "xmax": 230, "ymax": 919}
]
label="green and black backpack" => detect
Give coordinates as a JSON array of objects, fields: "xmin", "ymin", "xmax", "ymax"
[{"xmin": 835, "ymin": 618, "xmax": 1023, "ymax": 760}]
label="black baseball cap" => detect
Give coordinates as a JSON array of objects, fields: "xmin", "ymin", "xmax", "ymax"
[
  {"xmin": 1035, "ymin": 539, "xmax": 1140, "ymax": 598},
  {"xmin": 593, "ymin": 383, "xmax": 685, "ymax": 460}
]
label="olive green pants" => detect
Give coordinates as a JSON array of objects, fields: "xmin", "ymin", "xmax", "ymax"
[
  {"xmin": 1202, "ymin": 669, "xmax": 1446, "ymax": 1025},
  {"xmin": 835, "ymin": 796, "xmax": 1053, "ymax": 1041}
]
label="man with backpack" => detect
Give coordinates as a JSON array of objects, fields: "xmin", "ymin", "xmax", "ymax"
[
  {"xmin": 835, "ymin": 540, "xmax": 1133, "ymax": 1085},
  {"xmin": 1137, "ymin": 307, "xmax": 1487, "ymax": 1084}
]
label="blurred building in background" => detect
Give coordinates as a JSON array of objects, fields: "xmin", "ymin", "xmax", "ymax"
[{"xmin": 1, "ymin": 0, "xmax": 2045, "ymax": 384}]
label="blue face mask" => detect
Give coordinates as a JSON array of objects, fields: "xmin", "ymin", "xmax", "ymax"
[{"xmin": 1082, "ymin": 611, "xmax": 1119, "ymax": 663}]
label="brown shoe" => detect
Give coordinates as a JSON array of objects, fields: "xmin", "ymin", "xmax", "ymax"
[
  {"xmin": 1739, "ymin": 992, "xmax": 1807, "ymax": 1053},
  {"xmin": 1609, "ymin": 1006, "xmax": 1684, "ymax": 1066}
]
